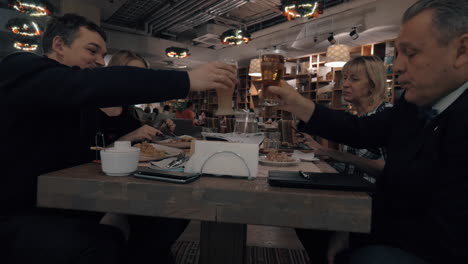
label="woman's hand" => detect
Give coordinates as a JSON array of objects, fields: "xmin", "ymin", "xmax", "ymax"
[
  {"xmin": 118, "ymin": 125, "xmax": 162, "ymax": 142},
  {"xmin": 267, "ymin": 81, "xmax": 315, "ymax": 122},
  {"xmin": 302, "ymin": 133, "xmax": 322, "ymax": 149},
  {"xmin": 301, "ymin": 133, "xmax": 332, "ymax": 160},
  {"xmin": 160, "ymin": 119, "xmax": 175, "ymax": 132}
]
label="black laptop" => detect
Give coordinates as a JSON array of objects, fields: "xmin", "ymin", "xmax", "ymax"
[{"xmin": 268, "ymin": 170, "xmax": 375, "ymax": 192}]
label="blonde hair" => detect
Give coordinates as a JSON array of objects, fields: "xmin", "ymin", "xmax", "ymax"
[
  {"xmin": 108, "ymin": 50, "xmax": 150, "ymax": 68},
  {"xmin": 342, "ymin": 56, "xmax": 388, "ymax": 107}
]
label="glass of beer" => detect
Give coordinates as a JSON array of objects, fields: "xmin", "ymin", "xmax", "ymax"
[
  {"xmin": 215, "ymin": 58, "xmax": 237, "ymax": 116},
  {"xmin": 259, "ymin": 49, "xmax": 286, "ymax": 106}
]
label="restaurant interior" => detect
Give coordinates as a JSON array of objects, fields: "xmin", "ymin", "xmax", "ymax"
[{"xmin": 0, "ymin": 0, "xmax": 419, "ymax": 263}]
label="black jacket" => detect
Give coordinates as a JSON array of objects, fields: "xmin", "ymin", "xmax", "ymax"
[
  {"xmin": 0, "ymin": 52, "xmax": 189, "ymax": 214},
  {"xmin": 301, "ymin": 91, "xmax": 468, "ymax": 263}
]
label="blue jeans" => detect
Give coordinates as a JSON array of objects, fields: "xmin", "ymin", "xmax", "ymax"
[{"xmin": 349, "ymin": 245, "xmax": 427, "ymax": 264}]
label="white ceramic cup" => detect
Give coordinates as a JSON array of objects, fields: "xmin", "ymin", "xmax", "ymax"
[{"xmin": 101, "ymin": 141, "xmax": 140, "ymax": 176}]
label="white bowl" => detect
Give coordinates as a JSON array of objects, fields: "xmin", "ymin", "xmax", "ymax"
[{"xmin": 100, "ymin": 141, "xmax": 140, "ymax": 176}]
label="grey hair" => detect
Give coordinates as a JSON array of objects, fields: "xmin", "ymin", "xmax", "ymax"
[{"xmin": 402, "ymin": 0, "xmax": 468, "ymax": 45}]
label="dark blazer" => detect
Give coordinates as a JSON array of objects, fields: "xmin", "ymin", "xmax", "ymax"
[
  {"xmin": 0, "ymin": 52, "xmax": 190, "ymax": 214},
  {"xmin": 301, "ymin": 89, "xmax": 468, "ymax": 263}
]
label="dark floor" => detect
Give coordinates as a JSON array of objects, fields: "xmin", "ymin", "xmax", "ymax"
[{"xmin": 178, "ymin": 220, "xmax": 304, "ymax": 249}]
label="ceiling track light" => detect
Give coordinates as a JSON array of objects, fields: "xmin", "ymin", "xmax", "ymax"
[
  {"xmin": 327, "ymin": 32, "xmax": 336, "ymax": 45},
  {"xmin": 350, "ymin": 27, "xmax": 359, "ymax": 40}
]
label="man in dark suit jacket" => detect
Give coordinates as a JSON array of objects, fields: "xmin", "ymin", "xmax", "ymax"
[
  {"xmin": 0, "ymin": 13, "xmax": 236, "ymax": 264},
  {"xmin": 269, "ymin": 0, "xmax": 468, "ymax": 263}
]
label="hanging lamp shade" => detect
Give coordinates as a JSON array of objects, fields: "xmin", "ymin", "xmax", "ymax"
[
  {"xmin": 248, "ymin": 58, "xmax": 261, "ymax": 77},
  {"xmin": 325, "ymin": 44, "xmax": 350, "ymax": 68}
]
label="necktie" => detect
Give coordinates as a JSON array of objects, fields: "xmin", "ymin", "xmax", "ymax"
[{"xmin": 422, "ymin": 108, "xmax": 438, "ymax": 126}]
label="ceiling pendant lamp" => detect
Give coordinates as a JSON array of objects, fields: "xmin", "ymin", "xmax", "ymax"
[
  {"xmin": 325, "ymin": 44, "xmax": 350, "ymax": 68},
  {"xmin": 8, "ymin": 0, "xmax": 53, "ymax": 17},
  {"xmin": 281, "ymin": 0, "xmax": 322, "ymax": 21},
  {"xmin": 165, "ymin": 47, "xmax": 190, "ymax": 58},
  {"xmin": 13, "ymin": 37, "xmax": 39, "ymax": 51},
  {"xmin": 6, "ymin": 18, "xmax": 42, "ymax": 36},
  {"xmin": 221, "ymin": 29, "xmax": 251, "ymax": 45}
]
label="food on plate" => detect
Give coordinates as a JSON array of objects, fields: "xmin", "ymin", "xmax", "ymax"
[
  {"xmin": 167, "ymin": 135, "xmax": 193, "ymax": 144},
  {"xmin": 134, "ymin": 142, "xmax": 166, "ymax": 158},
  {"xmin": 265, "ymin": 150, "xmax": 295, "ymax": 162}
]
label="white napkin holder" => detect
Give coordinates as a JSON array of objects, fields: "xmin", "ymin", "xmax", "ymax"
[{"xmin": 184, "ymin": 140, "xmax": 258, "ymax": 179}]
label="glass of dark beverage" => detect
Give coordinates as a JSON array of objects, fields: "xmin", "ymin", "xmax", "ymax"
[{"xmin": 259, "ymin": 49, "xmax": 286, "ymax": 106}]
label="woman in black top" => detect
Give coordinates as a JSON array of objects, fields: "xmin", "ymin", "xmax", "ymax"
[{"xmin": 84, "ymin": 50, "xmax": 188, "ymax": 264}]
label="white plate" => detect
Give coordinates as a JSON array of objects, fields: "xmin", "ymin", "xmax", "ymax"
[
  {"xmin": 259, "ymin": 157, "xmax": 300, "ymax": 167},
  {"xmin": 299, "ymin": 157, "xmax": 320, "ymax": 162}
]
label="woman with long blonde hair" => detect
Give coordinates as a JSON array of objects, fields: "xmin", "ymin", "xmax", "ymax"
[{"xmin": 296, "ymin": 56, "xmax": 392, "ymax": 264}]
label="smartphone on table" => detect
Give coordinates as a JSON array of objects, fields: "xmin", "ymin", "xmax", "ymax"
[{"xmin": 133, "ymin": 168, "xmax": 200, "ymax": 184}]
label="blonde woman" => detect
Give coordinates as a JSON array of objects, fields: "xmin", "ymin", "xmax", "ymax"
[
  {"xmin": 305, "ymin": 56, "xmax": 392, "ymax": 183},
  {"xmin": 296, "ymin": 56, "xmax": 392, "ymax": 264}
]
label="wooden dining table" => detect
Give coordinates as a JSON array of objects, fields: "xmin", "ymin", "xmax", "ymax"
[{"xmin": 37, "ymin": 160, "xmax": 371, "ymax": 264}]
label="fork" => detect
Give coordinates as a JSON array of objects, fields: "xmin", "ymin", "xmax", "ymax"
[{"xmin": 167, "ymin": 152, "xmax": 186, "ymax": 168}]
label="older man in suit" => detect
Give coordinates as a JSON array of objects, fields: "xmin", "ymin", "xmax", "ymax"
[{"xmin": 269, "ymin": 0, "xmax": 468, "ymax": 263}]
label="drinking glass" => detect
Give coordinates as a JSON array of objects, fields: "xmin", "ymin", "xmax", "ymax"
[
  {"xmin": 259, "ymin": 49, "xmax": 286, "ymax": 106},
  {"xmin": 215, "ymin": 58, "xmax": 237, "ymax": 116},
  {"xmin": 234, "ymin": 110, "xmax": 258, "ymax": 134},
  {"xmin": 262, "ymin": 131, "xmax": 281, "ymax": 151}
]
